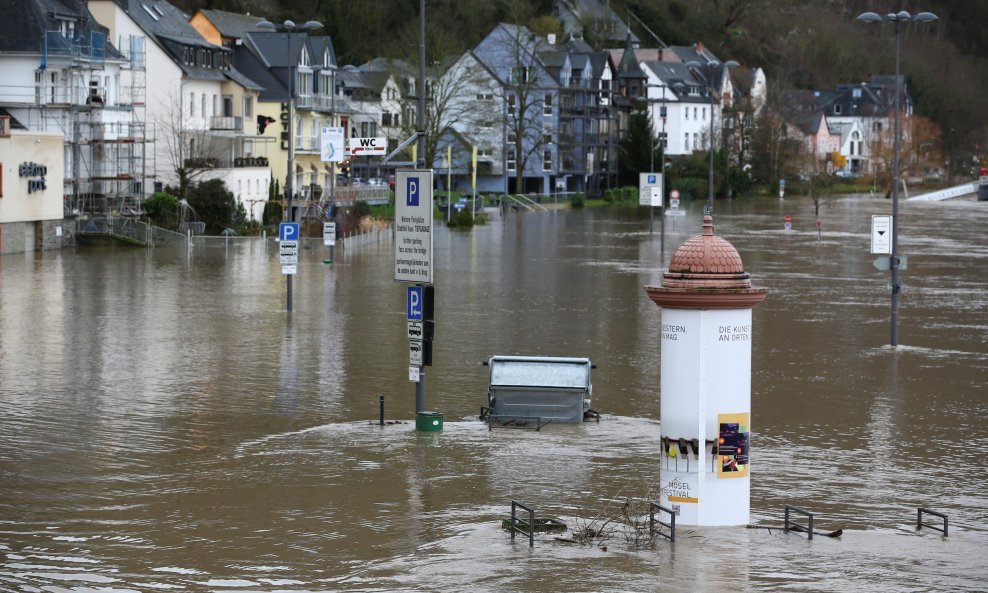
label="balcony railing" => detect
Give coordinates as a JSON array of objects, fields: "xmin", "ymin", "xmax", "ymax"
[
  {"xmin": 183, "ymin": 157, "xmax": 270, "ymax": 169},
  {"xmin": 294, "ymin": 93, "xmax": 355, "ymax": 113},
  {"xmin": 208, "ymin": 116, "xmax": 243, "ymax": 131}
]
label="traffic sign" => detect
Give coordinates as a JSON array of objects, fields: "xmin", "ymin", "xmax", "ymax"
[
  {"xmin": 321, "ymin": 127, "xmax": 345, "ymax": 162},
  {"xmin": 394, "ymin": 170, "xmax": 434, "ymax": 283},
  {"xmin": 670, "ymin": 189, "xmax": 680, "ymax": 199},
  {"xmin": 407, "ymin": 321, "xmax": 423, "ymax": 340},
  {"xmin": 280, "ymin": 240, "xmax": 299, "ymax": 265},
  {"xmin": 349, "ymin": 137, "xmax": 388, "ymax": 156},
  {"xmin": 407, "ymin": 285, "xmax": 423, "ymax": 321},
  {"xmin": 408, "ymin": 365, "xmax": 420, "ymax": 382},
  {"xmin": 639, "ymin": 172, "xmax": 663, "ymax": 207},
  {"xmin": 871, "ymin": 215, "xmax": 892, "ymax": 254},
  {"xmin": 409, "ymin": 339, "xmax": 423, "ymax": 366},
  {"xmin": 279, "ymin": 222, "xmax": 299, "ymax": 242},
  {"xmin": 323, "ymin": 221, "xmax": 336, "ymax": 246}
]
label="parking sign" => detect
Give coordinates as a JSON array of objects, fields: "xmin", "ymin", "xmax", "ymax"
[
  {"xmin": 407, "ymin": 285, "xmax": 423, "ymax": 321},
  {"xmin": 279, "ymin": 222, "xmax": 299, "ymax": 242}
]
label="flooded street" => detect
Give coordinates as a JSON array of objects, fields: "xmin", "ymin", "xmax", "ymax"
[{"xmin": 1, "ymin": 195, "xmax": 987, "ymax": 591}]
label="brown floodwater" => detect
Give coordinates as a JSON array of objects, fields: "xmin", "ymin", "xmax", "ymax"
[{"xmin": 1, "ymin": 195, "xmax": 987, "ymax": 592}]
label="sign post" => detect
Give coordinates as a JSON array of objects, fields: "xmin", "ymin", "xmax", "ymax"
[
  {"xmin": 639, "ymin": 172, "xmax": 663, "ymax": 234},
  {"xmin": 871, "ymin": 215, "xmax": 892, "ymax": 254},
  {"xmin": 348, "ymin": 137, "xmax": 388, "ymax": 157},
  {"xmin": 279, "ymin": 222, "xmax": 300, "ymax": 310},
  {"xmin": 396, "ymin": 170, "xmax": 435, "ymax": 417}
]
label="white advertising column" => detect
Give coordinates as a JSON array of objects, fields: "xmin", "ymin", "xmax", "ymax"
[{"xmin": 646, "ymin": 215, "xmax": 767, "ymax": 526}]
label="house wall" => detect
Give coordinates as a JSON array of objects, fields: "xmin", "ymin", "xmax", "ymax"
[
  {"xmin": 200, "ymin": 166, "xmax": 270, "ymax": 222},
  {"xmin": 0, "ymin": 132, "xmax": 66, "ymax": 253}
]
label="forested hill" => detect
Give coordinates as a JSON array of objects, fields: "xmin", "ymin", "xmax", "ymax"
[{"xmin": 173, "ymin": 0, "xmax": 988, "ymax": 158}]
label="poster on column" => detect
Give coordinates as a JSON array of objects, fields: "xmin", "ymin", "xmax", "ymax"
[{"xmin": 717, "ymin": 412, "xmax": 750, "ymax": 478}]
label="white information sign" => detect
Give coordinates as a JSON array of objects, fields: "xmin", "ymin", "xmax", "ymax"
[
  {"xmin": 349, "ymin": 137, "xmax": 388, "ymax": 156},
  {"xmin": 280, "ymin": 239, "xmax": 299, "ymax": 265},
  {"xmin": 409, "ymin": 339, "xmax": 423, "ymax": 366},
  {"xmin": 407, "ymin": 321, "xmax": 424, "ymax": 340},
  {"xmin": 321, "ymin": 127, "xmax": 345, "ymax": 162},
  {"xmin": 394, "ymin": 170, "xmax": 434, "ymax": 283},
  {"xmin": 281, "ymin": 265, "xmax": 297, "ymax": 275},
  {"xmin": 639, "ymin": 172, "xmax": 663, "ymax": 207},
  {"xmin": 409, "ymin": 365, "xmax": 420, "ymax": 382},
  {"xmin": 871, "ymin": 215, "xmax": 892, "ymax": 254},
  {"xmin": 323, "ymin": 221, "xmax": 337, "ymax": 246}
]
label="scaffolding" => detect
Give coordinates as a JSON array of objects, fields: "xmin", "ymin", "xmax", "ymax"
[{"xmin": 38, "ymin": 30, "xmax": 152, "ymax": 217}]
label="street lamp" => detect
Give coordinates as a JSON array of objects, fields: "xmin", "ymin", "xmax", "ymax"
[
  {"xmin": 256, "ymin": 18, "xmax": 324, "ymax": 313},
  {"xmin": 687, "ymin": 59, "xmax": 738, "ymax": 215},
  {"xmin": 857, "ymin": 10, "xmax": 938, "ymax": 347}
]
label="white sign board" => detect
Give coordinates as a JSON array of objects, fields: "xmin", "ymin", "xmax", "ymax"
[
  {"xmin": 321, "ymin": 127, "xmax": 345, "ymax": 162},
  {"xmin": 871, "ymin": 215, "xmax": 892, "ymax": 254},
  {"xmin": 639, "ymin": 172, "xmax": 663, "ymax": 207},
  {"xmin": 323, "ymin": 221, "xmax": 336, "ymax": 246},
  {"xmin": 281, "ymin": 264, "xmax": 297, "ymax": 275},
  {"xmin": 409, "ymin": 339, "xmax": 423, "ymax": 366},
  {"xmin": 407, "ymin": 321, "xmax": 424, "ymax": 340},
  {"xmin": 349, "ymin": 137, "xmax": 388, "ymax": 156},
  {"xmin": 409, "ymin": 365, "xmax": 420, "ymax": 382},
  {"xmin": 280, "ymin": 239, "xmax": 299, "ymax": 265},
  {"xmin": 394, "ymin": 170, "xmax": 434, "ymax": 283}
]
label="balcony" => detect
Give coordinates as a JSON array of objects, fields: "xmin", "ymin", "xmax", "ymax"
[
  {"xmin": 209, "ymin": 116, "xmax": 243, "ymax": 131},
  {"xmin": 183, "ymin": 157, "xmax": 269, "ymax": 169}
]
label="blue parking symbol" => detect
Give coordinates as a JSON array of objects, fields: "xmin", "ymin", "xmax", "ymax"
[
  {"xmin": 407, "ymin": 286, "xmax": 423, "ymax": 321},
  {"xmin": 406, "ymin": 176, "xmax": 419, "ymax": 207},
  {"xmin": 279, "ymin": 222, "xmax": 299, "ymax": 241},
  {"xmin": 648, "ymin": 174, "xmax": 657, "ymax": 184}
]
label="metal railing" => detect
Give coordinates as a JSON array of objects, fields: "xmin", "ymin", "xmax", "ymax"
[
  {"xmin": 485, "ymin": 413, "xmax": 549, "ymax": 431},
  {"xmin": 208, "ymin": 116, "xmax": 243, "ymax": 131},
  {"xmin": 509, "ymin": 501, "xmax": 536, "ymax": 547},
  {"xmin": 648, "ymin": 501, "xmax": 676, "ymax": 542},
  {"xmin": 784, "ymin": 504, "xmax": 814, "ymax": 539},
  {"xmin": 917, "ymin": 508, "xmax": 948, "ymax": 536}
]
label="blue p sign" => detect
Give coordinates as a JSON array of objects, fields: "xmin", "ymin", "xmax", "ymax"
[
  {"xmin": 648, "ymin": 174, "xmax": 657, "ymax": 184},
  {"xmin": 406, "ymin": 176, "xmax": 419, "ymax": 207},
  {"xmin": 407, "ymin": 286, "xmax": 423, "ymax": 321},
  {"xmin": 279, "ymin": 222, "xmax": 299, "ymax": 241}
]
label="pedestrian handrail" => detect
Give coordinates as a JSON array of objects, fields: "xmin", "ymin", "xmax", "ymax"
[
  {"xmin": 648, "ymin": 501, "xmax": 676, "ymax": 542},
  {"xmin": 486, "ymin": 415, "xmax": 549, "ymax": 431},
  {"xmin": 510, "ymin": 501, "xmax": 536, "ymax": 547},
  {"xmin": 917, "ymin": 508, "xmax": 948, "ymax": 536},
  {"xmin": 784, "ymin": 504, "xmax": 814, "ymax": 539}
]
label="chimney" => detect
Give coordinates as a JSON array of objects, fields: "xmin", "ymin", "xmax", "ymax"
[
  {"xmin": 658, "ymin": 48, "xmax": 663, "ymax": 61},
  {"xmin": 696, "ymin": 41, "xmax": 705, "ymax": 56}
]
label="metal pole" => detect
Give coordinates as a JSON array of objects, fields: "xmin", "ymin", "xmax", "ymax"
[
  {"xmin": 708, "ymin": 70, "xmax": 715, "ymax": 214},
  {"xmin": 890, "ymin": 21, "xmax": 901, "ymax": 347},
  {"xmin": 649, "ymin": 95, "xmax": 655, "ymax": 234},
  {"xmin": 417, "ymin": 0, "xmax": 426, "ymax": 168},
  {"xmin": 415, "ymin": 368, "xmax": 425, "ymax": 413},
  {"xmin": 286, "ymin": 28, "xmax": 294, "ymax": 313},
  {"xmin": 660, "ymin": 92, "xmax": 666, "ymax": 255}
]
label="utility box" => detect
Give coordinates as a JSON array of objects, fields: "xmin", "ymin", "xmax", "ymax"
[{"xmin": 485, "ymin": 356, "xmax": 593, "ymax": 424}]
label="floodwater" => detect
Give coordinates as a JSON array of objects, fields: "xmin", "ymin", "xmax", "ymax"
[{"xmin": 1, "ymin": 195, "xmax": 987, "ymax": 592}]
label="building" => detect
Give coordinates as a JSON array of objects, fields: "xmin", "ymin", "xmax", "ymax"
[
  {"xmin": 0, "ymin": 0, "xmax": 147, "ymax": 224},
  {"xmin": 90, "ymin": 0, "xmax": 268, "ymax": 221},
  {"xmin": 0, "ymin": 116, "xmax": 66, "ymax": 254}
]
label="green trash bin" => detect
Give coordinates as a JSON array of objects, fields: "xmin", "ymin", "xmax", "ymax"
[{"xmin": 416, "ymin": 411, "xmax": 444, "ymax": 432}]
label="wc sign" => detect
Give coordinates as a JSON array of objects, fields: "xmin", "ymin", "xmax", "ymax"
[{"xmin": 348, "ymin": 137, "xmax": 387, "ymax": 156}]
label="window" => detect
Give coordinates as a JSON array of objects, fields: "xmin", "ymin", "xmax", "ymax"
[
  {"xmin": 243, "ymin": 96, "xmax": 253, "ymax": 118},
  {"xmin": 212, "ymin": 94, "xmax": 218, "ymax": 117},
  {"xmin": 382, "ymin": 113, "xmax": 391, "ymax": 126},
  {"xmin": 873, "ymin": 121, "xmax": 883, "ymax": 131},
  {"xmin": 201, "ymin": 94, "xmax": 206, "ymax": 118},
  {"xmin": 693, "ymin": 107, "xmax": 698, "ymax": 119},
  {"xmin": 543, "ymin": 94, "xmax": 553, "ymax": 116},
  {"xmin": 702, "ymin": 107, "xmax": 706, "ymax": 120},
  {"xmin": 511, "ymin": 67, "xmax": 531, "ymax": 84},
  {"xmin": 507, "ymin": 153, "xmax": 516, "ymax": 171},
  {"xmin": 694, "ymin": 133, "xmax": 699, "ymax": 149},
  {"xmin": 184, "ymin": 46, "xmax": 194, "ymax": 65},
  {"xmin": 141, "ymin": 3, "xmax": 159, "ymax": 21},
  {"xmin": 476, "ymin": 93, "xmax": 493, "ymax": 101},
  {"xmin": 507, "ymin": 95, "xmax": 516, "ymax": 115},
  {"xmin": 684, "ymin": 108, "xmax": 689, "ymax": 121},
  {"xmin": 189, "ymin": 92, "xmax": 194, "ymax": 117},
  {"xmin": 834, "ymin": 104, "xmax": 842, "ymax": 115},
  {"xmin": 204, "ymin": 51, "xmax": 212, "ymax": 68},
  {"xmin": 299, "ymin": 47, "xmax": 310, "ymax": 67},
  {"xmin": 685, "ymin": 133, "xmax": 690, "ymax": 151},
  {"xmin": 543, "ymin": 132, "xmax": 552, "ymax": 144},
  {"xmin": 542, "ymin": 149, "xmax": 552, "ymax": 171},
  {"xmin": 477, "ymin": 148, "xmax": 493, "ymax": 157},
  {"xmin": 507, "ymin": 131, "xmax": 517, "ymax": 144}
]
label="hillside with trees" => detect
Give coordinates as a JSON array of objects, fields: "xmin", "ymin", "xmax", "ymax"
[{"xmin": 173, "ymin": 0, "xmax": 987, "ymax": 171}]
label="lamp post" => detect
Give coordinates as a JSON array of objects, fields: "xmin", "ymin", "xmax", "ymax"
[
  {"xmin": 256, "ymin": 18, "xmax": 323, "ymax": 313},
  {"xmin": 687, "ymin": 59, "xmax": 737, "ymax": 215},
  {"xmin": 857, "ymin": 10, "xmax": 938, "ymax": 347}
]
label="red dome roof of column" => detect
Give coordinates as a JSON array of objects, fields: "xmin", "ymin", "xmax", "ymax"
[{"xmin": 644, "ymin": 215, "xmax": 767, "ymax": 309}]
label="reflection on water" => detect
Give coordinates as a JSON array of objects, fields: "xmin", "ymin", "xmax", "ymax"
[{"xmin": 1, "ymin": 196, "xmax": 987, "ymax": 591}]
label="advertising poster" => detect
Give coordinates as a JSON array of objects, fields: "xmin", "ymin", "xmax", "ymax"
[{"xmin": 717, "ymin": 412, "xmax": 750, "ymax": 479}]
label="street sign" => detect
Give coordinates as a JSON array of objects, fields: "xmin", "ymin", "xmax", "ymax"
[
  {"xmin": 280, "ymin": 239, "xmax": 298, "ymax": 265},
  {"xmin": 409, "ymin": 339, "xmax": 423, "ymax": 366},
  {"xmin": 408, "ymin": 365, "xmax": 420, "ymax": 382},
  {"xmin": 321, "ymin": 127, "xmax": 345, "ymax": 162},
  {"xmin": 784, "ymin": 214, "xmax": 792, "ymax": 231},
  {"xmin": 279, "ymin": 222, "xmax": 299, "ymax": 242},
  {"xmin": 874, "ymin": 255, "xmax": 908, "ymax": 271},
  {"xmin": 281, "ymin": 264, "xmax": 297, "ymax": 275},
  {"xmin": 394, "ymin": 170, "xmax": 434, "ymax": 283},
  {"xmin": 670, "ymin": 190, "xmax": 680, "ymax": 200},
  {"xmin": 323, "ymin": 221, "xmax": 336, "ymax": 246},
  {"xmin": 871, "ymin": 215, "xmax": 892, "ymax": 254},
  {"xmin": 349, "ymin": 137, "xmax": 388, "ymax": 156},
  {"xmin": 407, "ymin": 321, "xmax": 423, "ymax": 340},
  {"xmin": 407, "ymin": 285, "xmax": 423, "ymax": 321},
  {"xmin": 639, "ymin": 172, "xmax": 663, "ymax": 207}
]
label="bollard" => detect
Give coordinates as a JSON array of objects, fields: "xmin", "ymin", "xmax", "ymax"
[{"xmin": 379, "ymin": 396, "xmax": 385, "ymax": 426}]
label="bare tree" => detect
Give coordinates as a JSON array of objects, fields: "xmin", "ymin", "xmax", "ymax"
[{"xmin": 157, "ymin": 90, "xmax": 228, "ymax": 199}]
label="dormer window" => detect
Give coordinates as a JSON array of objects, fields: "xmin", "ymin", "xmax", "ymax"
[
  {"xmin": 58, "ymin": 19, "xmax": 76, "ymax": 38},
  {"xmin": 323, "ymin": 49, "xmax": 332, "ymax": 67},
  {"xmin": 184, "ymin": 46, "xmax": 195, "ymax": 65},
  {"xmin": 834, "ymin": 104, "xmax": 841, "ymax": 115},
  {"xmin": 140, "ymin": 3, "xmax": 159, "ymax": 21},
  {"xmin": 299, "ymin": 46, "xmax": 311, "ymax": 67}
]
